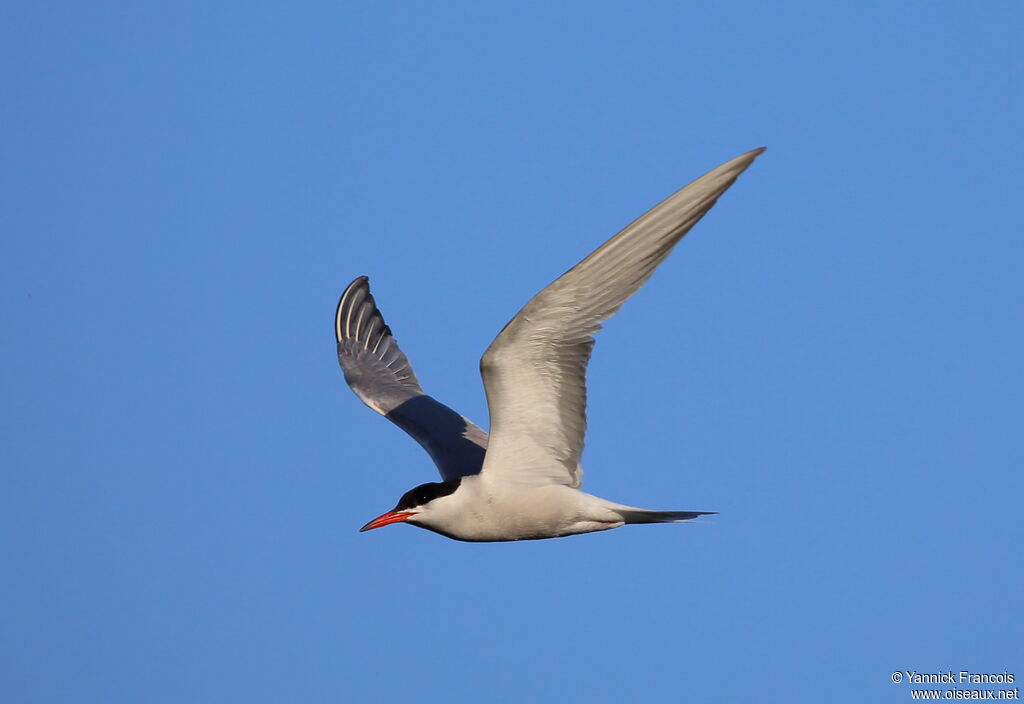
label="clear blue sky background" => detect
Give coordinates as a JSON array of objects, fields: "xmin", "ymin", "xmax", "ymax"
[{"xmin": 2, "ymin": 3, "xmax": 1021, "ymax": 702}]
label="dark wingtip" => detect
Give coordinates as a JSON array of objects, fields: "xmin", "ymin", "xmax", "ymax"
[
  {"xmin": 734, "ymin": 146, "xmax": 766, "ymax": 167},
  {"xmin": 335, "ymin": 276, "xmax": 372, "ymax": 343},
  {"xmin": 737, "ymin": 146, "xmax": 766, "ymax": 166}
]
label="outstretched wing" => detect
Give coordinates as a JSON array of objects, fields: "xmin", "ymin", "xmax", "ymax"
[
  {"xmin": 336, "ymin": 277, "xmax": 487, "ymax": 481},
  {"xmin": 478, "ymin": 148, "xmax": 765, "ymax": 488}
]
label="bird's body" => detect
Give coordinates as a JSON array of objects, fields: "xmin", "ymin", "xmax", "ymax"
[
  {"xmin": 406, "ymin": 478, "xmax": 621, "ymax": 542},
  {"xmin": 337, "ymin": 148, "xmax": 764, "ymax": 541},
  {"xmin": 384, "ymin": 476, "xmax": 703, "ymax": 542}
]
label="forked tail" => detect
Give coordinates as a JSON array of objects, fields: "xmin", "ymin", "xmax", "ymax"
[{"xmin": 615, "ymin": 509, "xmax": 717, "ymax": 524}]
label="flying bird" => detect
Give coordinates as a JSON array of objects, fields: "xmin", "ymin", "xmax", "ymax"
[{"xmin": 336, "ymin": 147, "xmax": 764, "ymax": 541}]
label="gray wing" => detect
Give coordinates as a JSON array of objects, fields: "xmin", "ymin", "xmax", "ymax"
[
  {"xmin": 478, "ymin": 148, "xmax": 765, "ymax": 488},
  {"xmin": 336, "ymin": 276, "xmax": 487, "ymax": 481}
]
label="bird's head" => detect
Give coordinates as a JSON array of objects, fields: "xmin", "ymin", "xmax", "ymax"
[{"xmin": 359, "ymin": 478, "xmax": 462, "ymax": 533}]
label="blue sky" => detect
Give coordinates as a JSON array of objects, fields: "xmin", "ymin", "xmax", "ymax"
[{"xmin": 2, "ymin": 2, "xmax": 1021, "ymax": 702}]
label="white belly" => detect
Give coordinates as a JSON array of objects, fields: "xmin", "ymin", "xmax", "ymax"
[{"xmin": 425, "ymin": 480, "xmax": 625, "ymax": 542}]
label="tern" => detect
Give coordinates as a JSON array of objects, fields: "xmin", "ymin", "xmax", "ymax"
[{"xmin": 337, "ymin": 147, "xmax": 764, "ymax": 541}]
